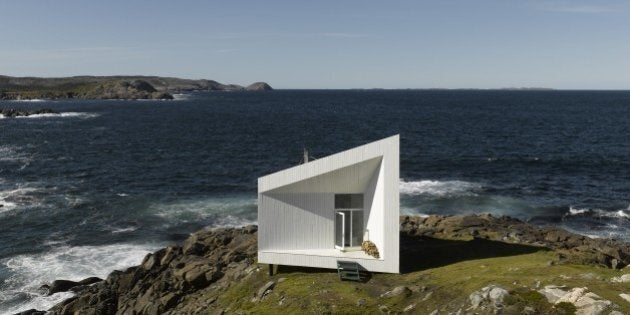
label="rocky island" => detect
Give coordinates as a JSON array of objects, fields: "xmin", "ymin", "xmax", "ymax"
[
  {"xmin": 0, "ymin": 75, "xmax": 273, "ymax": 101},
  {"xmin": 17, "ymin": 214, "xmax": 630, "ymax": 315},
  {"xmin": 0, "ymin": 108, "xmax": 57, "ymax": 118}
]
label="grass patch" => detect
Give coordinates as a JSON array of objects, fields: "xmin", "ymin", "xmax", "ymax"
[{"xmin": 211, "ymin": 240, "xmax": 628, "ymax": 314}]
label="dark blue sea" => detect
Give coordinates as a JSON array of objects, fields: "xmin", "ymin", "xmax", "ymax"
[{"xmin": 1, "ymin": 90, "xmax": 629, "ymax": 313}]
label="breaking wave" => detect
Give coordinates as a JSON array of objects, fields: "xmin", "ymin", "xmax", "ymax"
[
  {"xmin": 6, "ymin": 99, "xmax": 47, "ymax": 102},
  {"xmin": 172, "ymin": 93, "xmax": 192, "ymax": 101},
  {"xmin": 0, "ymin": 145, "xmax": 31, "ymax": 163},
  {"xmin": 0, "ymin": 187, "xmax": 42, "ymax": 215},
  {"xmin": 399, "ymin": 179, "xmax": 483, "ymax": 197},
  {"xmin": 14, "ymin": 112, "xmax": 100, "ymax": 119},
  {"xmin": 152, "ymin": 196, "xmax": 257, "ymax": 227},
  {"xmin": 0, "ymin": 243, "xmax": 158, "ymax": 315},
  {"xmin": 565, "ymin": 206, "xmax": 630, "ymax": 219}
]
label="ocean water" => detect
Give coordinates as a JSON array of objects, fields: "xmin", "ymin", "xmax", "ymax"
[{"xmin": 1, "ymin": 90, "xmax": 630, "ymax": 313}]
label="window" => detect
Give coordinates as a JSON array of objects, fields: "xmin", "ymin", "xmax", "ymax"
[
  {"xmin": 335, "ymin": 194, "xmax": 363, "ymax": 209},
  {"xmin": 334, "ymin": 194, "xmax": 364, "ymax": 250}
]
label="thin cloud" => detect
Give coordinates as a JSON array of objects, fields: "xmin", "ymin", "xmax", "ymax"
[
  {"xmin": 215, "ymin": 48, "xmax": 238, "ymax": 54},
  {"xmin": 202, "ymin": 32, "xmax": 371, "ymax": 40},
  {"xmin": 537, "ymin": 2, "xmax": 619, "ymax": 13},
  {"xmin": 44, "ymin": 46, "xmax": 132, "ymax": 53},
  {"xmin": 319, "ymin": 33, "xmax": 370, "ymax": 39}
]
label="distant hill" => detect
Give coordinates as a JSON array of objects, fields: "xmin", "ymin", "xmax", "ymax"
[{"xmin": 0, "ymin": 75, "xmax": 272, "ymax": 100}]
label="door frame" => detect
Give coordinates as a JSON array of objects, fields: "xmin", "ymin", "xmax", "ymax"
[
  {"xmin": 334, "ymin": 208, "xmax": 363, "ymax": 251},
  {"xmin": 334, "ymin": 211, "xmax": 346, "ymax": 250}
]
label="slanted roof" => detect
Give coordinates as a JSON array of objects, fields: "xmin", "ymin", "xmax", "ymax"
[{"xmin": 259, "ymin": 135, "xmax": 399, "ymax": 193}]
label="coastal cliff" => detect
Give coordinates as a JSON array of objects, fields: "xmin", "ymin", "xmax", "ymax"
[
  {"xmin": 21, "ymin": 214, "xmax": 630, "ymax": 314},
  {"xmin": 0, "ymin": 75, "xmax": 273, "ymax": 101}
]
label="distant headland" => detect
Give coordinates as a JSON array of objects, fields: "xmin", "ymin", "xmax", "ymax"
[{"xmin": 0, "ymin": 75, "xmax": 273, "ymax": 101}]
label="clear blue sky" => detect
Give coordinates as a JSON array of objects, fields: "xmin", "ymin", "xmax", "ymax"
[{"xmin": 1, "ymin": 0, "xmax": 629, "ymax": 89}]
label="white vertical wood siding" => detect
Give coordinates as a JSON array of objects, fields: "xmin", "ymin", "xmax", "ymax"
[
  {"xmin": 365, "ymin": 160, "xmax": 385, "ymax": 258},
  {"xmin": 258, "ymin": 135, "xmax": 400, "ymax": 273},
  {"xmin": 259, "ymin": 193, "xmax": 334, "ymax": 251}
]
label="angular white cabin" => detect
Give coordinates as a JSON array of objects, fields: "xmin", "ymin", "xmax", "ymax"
[{"xmin": 257, "ymin": 135, "xmax": 399, "ymax": 273}]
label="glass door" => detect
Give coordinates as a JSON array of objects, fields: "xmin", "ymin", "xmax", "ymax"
[
  {"xmin": 334, "ymin": 210, "xmax": 362, "ymax": 251},
  {"xmin": 334, "ymin": 194, "xmax": 363, "ymax": 251}
]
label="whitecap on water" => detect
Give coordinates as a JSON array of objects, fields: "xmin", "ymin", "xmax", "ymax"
[
  {"xmin": 7, "ymin": 99, "xmax": 47, "ymax": 102},
  {"xmin": 399, "ymin": 179, "xmax": 482, "ymax": 197},
  {"xmin": 568, "ymin": 206, "xmax": 591, "ymax": 215},
  {"xmin": 110, "ymin": 226, "xmax": 138, "ymax": 234},
  {"xmin": 172, "ymin": 93, "xmax": 191, "ymax": 101},
  {"xmin": 209, "ymin": 214, "xmax": 257, "ymax": 228},
  {"xmin": 0, "ymin": 145, "xmax": 31, "ymax": 163},
  {"xmin": 0, "ymin": 187, "xmax": 41, "ymax": 214},
  {"xmin": 561, "ymin": 206, "xmax": 630, "ymax": 241},
  {"xmin": 151, "ymin": 196, "xmax": 257, "ymax": 227},
  {"xmin": 565, "ymin": 206, "xmax": 630, "ymax": 219},
  {"xmin": 14, "ymin": 112, "xmax": 99, "ymax": 119},
  {"xmin": 0, "ymin": 243, "xmax": 159, "ymax": 314}
]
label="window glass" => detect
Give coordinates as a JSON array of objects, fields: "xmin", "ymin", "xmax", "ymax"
[
  {"xmin": 335, "ymin": 194, "xmax": 363, "ymax": 209},
  {"xmin": 351, "ymin": 211, "xmax": 363, "ymax": 247}
]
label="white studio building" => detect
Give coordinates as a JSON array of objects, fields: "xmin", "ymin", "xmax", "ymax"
[{"xmin": 257, "ymin": 135, "xmax": 399, "ymax": 273}]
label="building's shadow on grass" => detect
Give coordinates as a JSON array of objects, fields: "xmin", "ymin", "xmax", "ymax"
[
  {"xmin": 400, "ymin": 234, "xmax": 548, "ymax": 273},
  {"xmin": 268, "ymin": 234, "xmax": 547, "ymax": 277},
  {"xmin": 276, "ymin": 265, "xmax": 332, "ymax": 274},
  {"xmin": 276, "ymin": 263, "xmax": 373, "ymax": 282}
]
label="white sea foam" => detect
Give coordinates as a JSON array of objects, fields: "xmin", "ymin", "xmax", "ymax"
[
  {"xmin": 0, "ymin": 145, "xmax": 29, "ymax": 163},
  {"xmin": 0, "ymin": 200, "xmax": 17, "ymax": 214},
  {"xmin": 406, "ymin": 212, "xmax": 430, "ymax": 218},
  {"xmin": 0, "ymin": 146, "xmax": 33, "ymax": 173},
  {"xmin": 152, "ymin": 196, "xmax": 257, "ymax": 227},
  {"xmin": 0, "ymin": 243, "xmax": 159, "ymax": 315},
  {"xmin": 8, "ymin": 99, "xmax": 47, "ymax": 102},
  {"xmin": 209, "ymin": 214, "xmax": 257, "ymax": 228},
  {"xmin": 568, "ymin": 206, "xmax": 591, "ymax": 215},
  {"xmin": 172, "ymin": 93, "xmax": 191, "ymax": 101},
  {"xmin": 0, "ymin": 187, "xmax": 40, "ymax": 214},
  {"xmin": 399, "ymin": 179, "xmax": 482, "ymax": 197},
  {"xmin": 0, "ymin": 290, "xmax": 75, "ymax": 315},
  {"xmin": 14, "ymin": 112, "xmax": 99, "ymax": 119},
  {"xmin": 566, "ymin": 206, "xmax": 630, "ymax": 219},
  {"xmin": 110, "ymin": 226, "xmax": 138, "ymax": 234}
]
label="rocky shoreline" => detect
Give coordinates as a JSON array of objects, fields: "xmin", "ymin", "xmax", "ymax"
[
  {"xmin": 400, "ymin": 214, "xmax": 630, "ymax": 269},
  {"xmin": 16, "ymin": 214, "xmax": 630, "ymax": 314},
  {"xmin": 0, "ymin": 108, "xmax": 57, "ymax": 118},
  {"xmin": 0, "ymin": 75, "xmax": 272, "ymax": 101}
]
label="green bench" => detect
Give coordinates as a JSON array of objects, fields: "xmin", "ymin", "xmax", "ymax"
[{"xmin": 337, "ymin": 260, "xmax": 361, "ymax": 281}]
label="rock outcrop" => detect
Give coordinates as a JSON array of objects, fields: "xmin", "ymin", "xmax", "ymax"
[
  {"xmin": 0, "ymin": 108, "xmax": 56, "ymax": 117},
  {"xmin": 245, "ymin": 82, "xmax": 273, "ymax": 91},
  {"xmin": 81, "ymin": 79, "xmax": 174, "ymax": 100},
  {"xmin": 40, "ymin": 277, "xmax": 102, "ymax": 296},
  {"xmin": 400, "ymin": 214, "xmax": 630, "ymax": 269},
  {"xmin": 611, "ymin": 274, "xmax": 630, "ymax": 283},
  {"xmin": 539, "ymin": 286, "xmax": 615, "ymax": 314},
  {"xmin": 46, "ymin": 226, "xmax": 258, "ymax": 315},
  {"xmin": 468, "ymin": 285, "xmax": 509, "ymax": 311},
  {"xmin": 20, "ymin": 214, "xmax": 630, "ymax": 314}
]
